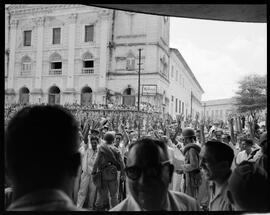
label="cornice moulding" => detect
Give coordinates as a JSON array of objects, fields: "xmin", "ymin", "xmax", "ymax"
[{"xmin": 8, "ymin": 4, "xmax": 91, "ymax": 17}]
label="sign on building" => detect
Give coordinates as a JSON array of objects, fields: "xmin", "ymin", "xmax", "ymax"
[{"xmin": 142, "ymin": 85, "xmax": 157, "ymax": 95}]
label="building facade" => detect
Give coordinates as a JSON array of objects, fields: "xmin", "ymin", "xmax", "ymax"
[
  {"xmin": 5, "ymin": 4, "xmax": 204, "ymax": 119},
  {"xmin": 106, "ymin": 10, "xmax": 171, "ymax": 114},
  {"xmin": 202, "ymin": 97, "xmax": 237, "ymax": 123},
  {"xmin": 169, "ymin": 48, "xmax": 204, "ymax": 120}
]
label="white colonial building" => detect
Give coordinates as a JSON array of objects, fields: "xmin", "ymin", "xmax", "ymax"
[
  {"xmin": 5, "ymin": 4, "xmax": 204, "ymax": 119},
  {"xmin": 106, "ymin": 9, "xmax": 171, "ymax": 114},
  {"xmin": 169, "ymin": 48, "xmax": 204, "ymax": 120}
]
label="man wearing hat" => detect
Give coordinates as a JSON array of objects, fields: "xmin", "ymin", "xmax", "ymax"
[
  {"xmin": 92, "ymin": 132, "xmax": 125, "ymax": 210},
  {"xmin": 178, "ymin": 127, "xmax": 202, "ymax": 199}
]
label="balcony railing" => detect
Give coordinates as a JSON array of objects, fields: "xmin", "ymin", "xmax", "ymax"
[
  {"xmin": 82, "ymin": 68, "xmax": 94, "ymax": 74},
  {"xmin": 49, "ymin": 69, "xmax": 62, "ymax": 75},
  {"xmin": 20, "ymin": 70, "xmax": 32, "ymax": 76}
]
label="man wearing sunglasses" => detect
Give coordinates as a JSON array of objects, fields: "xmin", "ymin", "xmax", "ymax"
[{"xmin": 110, "ymin": 138, "xmax": 200, "ymax": 211}]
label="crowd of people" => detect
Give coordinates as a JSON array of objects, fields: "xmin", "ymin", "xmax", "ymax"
[
  {"xmin": 4, "ymin": 103, "xmax": 268, "ymax": 211},
  {"xmin": 5, "ymin": 103, "xmax": 167, "ymax": 132}
]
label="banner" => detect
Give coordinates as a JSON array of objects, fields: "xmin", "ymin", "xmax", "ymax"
[{"xmin": 142, "ymin": 85, "xmax": 157, "ymax": 96}]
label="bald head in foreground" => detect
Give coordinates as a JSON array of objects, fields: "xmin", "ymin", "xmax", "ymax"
[{"xmin": 110, "ymin": 137, "xmax": 200, "ymax": 211}]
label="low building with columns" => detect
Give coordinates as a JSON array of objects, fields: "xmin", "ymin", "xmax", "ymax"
[
  {"xmin": 202, "ymin": 97, "xmax": 238, "ymax": 123},
  {"xmin": 5, "ymin": 4, "xmax": 204, "ymax": 119}
]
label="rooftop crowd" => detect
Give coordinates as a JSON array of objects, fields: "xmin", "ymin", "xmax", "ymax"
[{"xmin": 4, "ymin": 103, "xmax": 268, "ymax": 211}]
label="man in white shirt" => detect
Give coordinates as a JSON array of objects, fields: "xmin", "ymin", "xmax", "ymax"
[
  {"xmin": 77, "ymin": 136, "xmax": 99, "ymax": 209},
  {"xmin": 235, "ymin": 138, "xmax": 254, "ymax": 165}
]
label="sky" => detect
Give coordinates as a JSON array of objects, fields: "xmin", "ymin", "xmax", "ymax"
[{"xmin": 170, "ymin": 17, "xmax": 267, "ymax": 101}]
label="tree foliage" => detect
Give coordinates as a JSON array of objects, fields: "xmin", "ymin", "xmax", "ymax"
[
  {"xmin": 235, "ymin": 74, "xmax": 267, "ymax": 117},
  {"xmin": 235, "ymin": 74, "xmax": 266, "ymax": 139}
]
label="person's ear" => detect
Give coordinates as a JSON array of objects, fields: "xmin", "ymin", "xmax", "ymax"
[{"xmin": 69, "ymin": 152, "xmax": 81, "ymax": 177}]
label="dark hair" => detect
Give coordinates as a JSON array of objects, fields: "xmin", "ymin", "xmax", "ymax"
[
  {"xmin": 128, "ymin": 137, "xmax": 169, "ymax": 161},
  {"xmin": 5, "ymin": 105, "xmax": 80, "ymax": 188},
  {"xmin": 115, "ymin": 133, "xmax": 123, "ymax": 137},
  {"xmin": 90, "ymin": 136, "xmax": 99, "ymax": 142},
  {"xmin": 204, "ymin": 140, "xmax": 234, "ymax": 166},
  {"xmin": 242, "ymin": 138, "xmax": 253, "ymax": 146}
]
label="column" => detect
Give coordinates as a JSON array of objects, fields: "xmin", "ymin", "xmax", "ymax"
[
  {"xmin": 32, "ymin": 17, "xmax": 45, "ymax": 103},
  {"xmin": 6, "ymin": 19, "xmax": 18, "ymax": 104},
  {"xmin": 64, "ymin": 13, "xmax": 77, "ymax": 104},
  {"xmin": 67, "ymin": 13, "xmax": 77, "ymax": 90},
  {"xmin": 35, "ymin": 17, "xmax": 45, "ymax": 89},
  {"xmin": 98, "ymin": 10, "xmax": 111, "ymax": 103},
  {"xmin": 7, "ymin": 19, "xmax": 18, "ymax": 90}
]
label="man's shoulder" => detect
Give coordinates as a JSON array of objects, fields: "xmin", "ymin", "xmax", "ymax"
[
  {"xmin": 237, "ymin": 150, "xmax": 245, "ymax": 156},
  {"xmin": 169, "ymin": 190, "xmax": 196, "ymax": 202},
  {"xmin": 110, "ymin": 197, "xmax": 130, "ymax": 211},
  {"xmin": 110, "ymin": 145, "xmax": 122, "ymax": 154},
  {"xmin": 169, "ymin": 190, "xmax": 199, "ymax": 210}
]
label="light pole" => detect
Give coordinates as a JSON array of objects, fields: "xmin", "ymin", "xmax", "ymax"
[
  {"xmin": 203, "ymin": 103, "xmax": 206, "ymax": 124},
  {"xmin": 137, "ymin": 48, "xmax": 142, "ymax": 138}
]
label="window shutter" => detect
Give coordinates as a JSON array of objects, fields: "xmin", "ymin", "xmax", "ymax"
[
  {"xmin": 24, "ymin": 31, "xmax": 31, "ymax": 46},
  {"xmin": 126, "ymin": 59, "xmax": 130, "ymax": 69},
  {"xmin": 85, "ymin": 25, "xmax": 94, "ymax": 42},
  {"xmin": 131, "ymin": 59, "xmax": 135, "ymax": 70},
  {"xmin": 53, "ymin": 28, "xmax": 61, "ymax": 44}
]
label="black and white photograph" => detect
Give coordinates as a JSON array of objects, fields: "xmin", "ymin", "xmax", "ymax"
[{"xmin": 4, "ymin": 4, "xmax": 268, "ymax": 212}]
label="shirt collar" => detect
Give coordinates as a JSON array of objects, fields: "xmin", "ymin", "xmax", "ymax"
[
  {"xmin": 8, "ymin": 189, "xmax": 73, "ymax": 210},
  {"xmin": 127, "ymin": 192, "xmax": 170, "ymax": 211}
]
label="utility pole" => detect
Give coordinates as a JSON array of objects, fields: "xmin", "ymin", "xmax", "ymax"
[
  {"xmin": 137, "ymin": 48, "xmax": 142, "ymax": 138},
  {"xmin": 190, "ymin": 91, "xmax": 193, "ymax": 119},
  {"xmin": 204, "ymin": 103, "xmax": 206, "ymax": 124}
]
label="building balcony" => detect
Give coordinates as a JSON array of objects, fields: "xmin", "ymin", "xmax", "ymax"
[
  {"xmin": 49, "ymin": 69, "xmax": 62, "ymax": 75},
  {"xmin": 82, "ymin": 68, "xmax": 94, "ymax": 74},
  {"xmin": 20, "ymin": 70, "xmax": 32, "ymax": 76}
]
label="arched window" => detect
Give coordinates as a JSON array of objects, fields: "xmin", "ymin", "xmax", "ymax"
[
  {"xmin": 126, "ymin": 51, "xmax": 135, "ymax": 71},
  {"xmin": 81, "ymin": 86, "xmax": 92, "ymax": 106},
  {"xmin": 49, "ymin": 53, "xmax": 62, "ymax": 75},
  {"xmin": 48, "ymin": 86, "xmax": 61, "ymax": 105},
  {"xmin": 21, "ymin": 55, "xmax": 32, "ymax": 76},
  {"xmin": 123, "ymin": 87, "xmax": 135, "ymax": 106},
  {"xmin": 19, "ymin": 87, "xmax": 30, "ymax": 104},
  {"xmin": 82, "ymin": 52, "xmax": 94, "ymax": 74}
]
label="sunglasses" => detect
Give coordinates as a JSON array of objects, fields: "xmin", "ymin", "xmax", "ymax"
[{"xmin": 125, "ymin": 160, "xmax": 171, "ymax": 180}]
